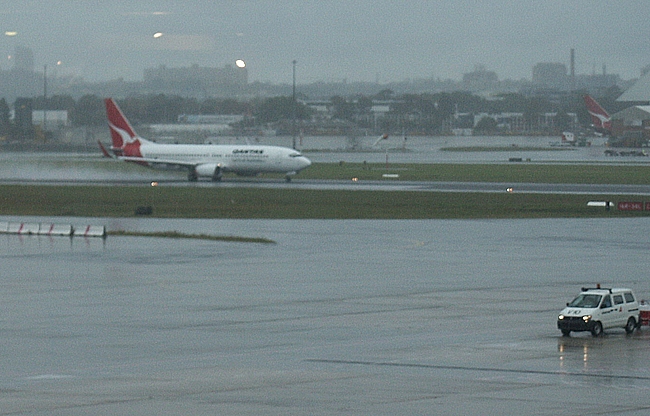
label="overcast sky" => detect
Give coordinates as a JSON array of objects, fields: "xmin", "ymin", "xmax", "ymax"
[{"xmin": 1, "ymin": 0, "xmax": 648, "ymax": 84}]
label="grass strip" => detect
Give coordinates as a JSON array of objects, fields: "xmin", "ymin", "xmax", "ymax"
[
  {"xmin": 0, "ymin": 185, "xmax": 646, "ymax": 219},
  {"xmin": 299, "ymin": 163, "xmax": 650, "ymax": 184},
  {"xmin": 108, "ymin": 230, "xmax": 275, "ymax": 244}
]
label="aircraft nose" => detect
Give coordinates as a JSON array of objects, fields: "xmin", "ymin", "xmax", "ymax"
[{"xmin": 300, "ymin": 156, "xmax": 312, "ymax": 170}]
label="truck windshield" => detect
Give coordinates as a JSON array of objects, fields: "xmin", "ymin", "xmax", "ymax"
[{"xmin": 568, "ymin": 294, "xmax": 602, "ymax": 308}]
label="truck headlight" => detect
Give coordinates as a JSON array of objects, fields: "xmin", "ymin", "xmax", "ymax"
[
  {"xmin": 582, "ymin": 315, "xmax": 592, "ymax": 322},
  {"xmin": 558, "ymin": 314, "xmax": 565, "ymax": 320}
]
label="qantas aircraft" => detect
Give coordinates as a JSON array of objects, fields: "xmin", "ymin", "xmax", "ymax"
[
  {"xmin": 101, "ymin": 98, "xmax": 311, "ymax": 182},
  {"xmin": 583, "ymin": 94, "xmax": 612, "ymax": 134}
]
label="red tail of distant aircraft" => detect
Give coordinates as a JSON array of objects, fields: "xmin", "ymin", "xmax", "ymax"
[{"xmin": 583, "ymin": 95, "xmax": 611, "ymax": 133}]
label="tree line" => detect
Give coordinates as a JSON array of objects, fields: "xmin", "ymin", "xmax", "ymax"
[{"xmin": 0, "ymin": 86, "xmax": 626, "ymax": 140}]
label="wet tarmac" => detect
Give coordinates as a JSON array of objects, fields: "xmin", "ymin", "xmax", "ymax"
[{"xmin": 1, "ymin": 217, "xmax": 650, "ymax": 415}]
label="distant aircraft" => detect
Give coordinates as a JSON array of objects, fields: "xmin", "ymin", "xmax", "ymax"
[
  {"xmin": 101, "ymin": 98, "xmax": 311, "ymax": 182},
  {"xmin": 583, "ymin": 95, "xmax": 612, "ymax": 134}
]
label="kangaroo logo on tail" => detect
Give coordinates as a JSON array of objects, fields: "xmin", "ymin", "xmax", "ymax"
[
  {"xmin": 105, "ymin": 98, "xmax": 144, "ymax": 158},
  {"xmin": 583, "ymin": 95, "xmax": 612, "ymax": 132}
]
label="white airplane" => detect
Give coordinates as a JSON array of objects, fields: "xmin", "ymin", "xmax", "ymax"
[{"xmin": 100, "ymin": 98, "xmax": 311, "ymax": 182}]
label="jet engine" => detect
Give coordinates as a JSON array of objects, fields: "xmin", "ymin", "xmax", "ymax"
[{"xmin": 194, "ymin": 163, "xmax": 223, "ymax": 181}]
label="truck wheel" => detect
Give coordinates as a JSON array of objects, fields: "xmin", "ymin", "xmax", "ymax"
[
  {"xmin": 625, "ymin": 317, "xmax": 637, "ymax": 334},
  {"xmin": 561, "ymin": 329, "xmax": 571, "ymax": 336},
  {"xmin": 591, "ymin": 322, "xmax": 603, "ymax": 337}
]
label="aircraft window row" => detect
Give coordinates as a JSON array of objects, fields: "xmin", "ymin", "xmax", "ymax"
[
  {"xmin": 150, "ymin": 154, "xmax": 223, "ymax": 158},
  {"xmin": 148, "ymin": 153, "xmax": 271, "ymax": 159}
]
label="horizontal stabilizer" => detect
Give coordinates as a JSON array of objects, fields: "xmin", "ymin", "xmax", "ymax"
[{"xmin": 98, "ymin": 140, "xmax": 113, "ymax": 158}]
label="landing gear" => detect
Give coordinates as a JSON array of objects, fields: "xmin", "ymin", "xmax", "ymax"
[
  {"xmin": 285, "ymin": 171, "xmax": 298, "ymax": 183},
  {"xmin": 188, "ymin": 169, "xmax": 198, "ymax": 182},
  {"xmin": 211, "ymin": 166, "xmax": 223, "ymax": 182}
]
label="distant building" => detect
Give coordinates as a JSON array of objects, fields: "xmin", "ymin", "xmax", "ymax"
[
  {"xmin": 532, "ymin": 63, "xmax": 569, "ymax": 90},
  {"xmin": 13, "ymin": 98, "xmax": 33, "ymax": 129},
  {"xmin": 9, "ymin": 104, "xmax": 69, "ymax": 130},
  {"xmin": 146, "ymin": 114, "xmax": 245, "ymax": 139},
  {"xmin": 610, "ymin": 106, "xmax": 650, "ymax": 145},
  {"xmin": 177, "ymin": 114, "xmax": 244, "ymax": 124},
  {"xmin": 532, "ymin": 58, "xmax": 621, "ymax": 95},
  {"xmin": 474, "ymin": 112, "xmax": 525, "ymax": 132},
  {"xmin": 473, "ymin": 112, "xmax": 578, "ymax": 133},
  {"xmin": 0, "ymin": 46, "xmax": 41, "ymax": 101},
  {"xmin": 617, "ymin": 71, "xmax": 650, "ymax": 103},
  {"xmin": 31, "ymin": 110, "xmax": 69, "ymax": 128},
  {"xmin": 304, "ymin": 100, "xmax": 330, "ymax": 116},
  {"xmin": 574, "ymin": 72, "xmax": 621, "ymax": 93},
  {"xmin": 462, "ymin": 65, "xmax": 499, "ymax": 92}
]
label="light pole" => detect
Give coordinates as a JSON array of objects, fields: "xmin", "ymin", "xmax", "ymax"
[
  {"xmin": 292, "ymin": 59, "xmax": 297, "ymax": 149},
  {"xmin": 43, "ymin": 64, "xmax": 47, "ymax": 135}
]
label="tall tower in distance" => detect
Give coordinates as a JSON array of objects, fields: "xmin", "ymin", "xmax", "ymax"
[{"xmin": 570, "ymin": 48, "xmax": 575, "ymax": 92}]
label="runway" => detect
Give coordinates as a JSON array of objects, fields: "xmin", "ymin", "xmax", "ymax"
[
  {"xmin": 3, "ymin": 177, "xmax": 650, "ymax": 196},
  {"xmin": 213, "ymin": 178, "xmax": 650, "ymax": 195},
  {"xmin": 1, "ymin": 144, "xmax": 650, "ymax": 195}
]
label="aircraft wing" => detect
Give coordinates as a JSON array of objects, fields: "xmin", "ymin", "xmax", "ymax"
[
  {"xmin": 118, "ymin": 156, "xmax": 202, "ymax": 168},
  {"xmin": 98, "ymin": 141, "xmax": 211, "ymax": 168}
]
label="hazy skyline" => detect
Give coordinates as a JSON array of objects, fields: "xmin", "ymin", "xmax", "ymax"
[{"xmin": 1, "ymin": 1, "xmax": 648, "ymax": 84}]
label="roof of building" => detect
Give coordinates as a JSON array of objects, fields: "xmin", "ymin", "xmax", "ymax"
[
  {"xmin": 617, "ymin": 72, "xmax": 650, "ymax": 102},
  {"xmin": 611, "ymin": 105, "xmax": 650, "ymax": 120}
]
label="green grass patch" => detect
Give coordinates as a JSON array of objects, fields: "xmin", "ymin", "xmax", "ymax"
[
  {"xmin": 0, "ymin": 184, "xmax": 646, "ymax": 219},
  {"xmin": 1, "ymin": 163, "xmax": 648, "ymax": 219},
  {"xmin": 108, "ymin": 230, "xmax": 275, "ymax": 244},
  {"xmin": 299, "ymin": 163, "xmax": 650, "ymax": 184}
]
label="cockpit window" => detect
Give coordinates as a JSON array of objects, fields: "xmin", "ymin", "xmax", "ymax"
[
  {"xmin": 289, "ymin": 153, "xmax": 303, "ymax": 158},
  {"xmin": 568, "ymin": 294, "xmax": 601, "ymax": 308}
]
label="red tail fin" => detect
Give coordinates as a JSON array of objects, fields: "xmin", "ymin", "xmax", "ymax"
[
  {"xmin": 583, "ymin": 95, "xmax": 611, "ymax": 131},
  {"xmin": 105, "ymin": 98, "xmax": 143, "ymax": 157}
]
